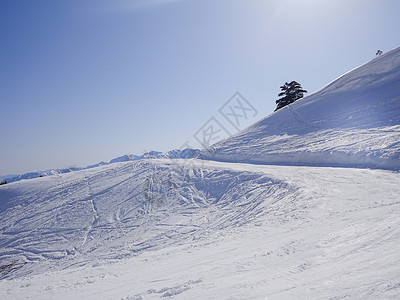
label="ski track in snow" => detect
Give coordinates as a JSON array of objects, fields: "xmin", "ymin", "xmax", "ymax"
[
  {"xmin": 0, "ymin": 159, "xmax": 400, "ymax": 299},
  {"xmin": 0, "ymin": 160, "xmax": 299, "ymax": 272},
  {"xmin": 1, "ymin": 48, "xmax": 400, "ymax": 299}
]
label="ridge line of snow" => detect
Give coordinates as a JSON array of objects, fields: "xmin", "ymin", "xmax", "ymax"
[{"xmin": 1, "ymin": 148, "xmax": 200, "ymax": 184}]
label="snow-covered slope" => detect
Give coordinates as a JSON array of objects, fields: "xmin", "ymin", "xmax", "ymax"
[
  {"xmin": 0, "ymin": 159, "xmax": 297, "ymax": 277},
  {"xmin": 1, "ymin": 159, "xmax": 399, "ymax": 299},
  {"xmin": 200, "ymin": 47, "xmax": 400, "ymax": 170},
  {"xmin": 1, "ymin": 49, "xmax": 400, "ymax": 299}
]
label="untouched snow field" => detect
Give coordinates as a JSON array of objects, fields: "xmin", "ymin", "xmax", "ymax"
[
  {"xmin": 1, "ymin": 48, "xmax": 400, "ymax": 299},
  {"xmin": 1, "ymin": 159, "xmax": 400, "ymax": 299}
]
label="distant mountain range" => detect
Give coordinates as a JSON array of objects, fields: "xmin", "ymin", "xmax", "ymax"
[{"xmin": 1, "ymin": 148, "xmax": 200, "ymax": 184}]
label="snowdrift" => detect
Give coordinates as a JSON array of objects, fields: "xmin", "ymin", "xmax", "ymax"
[{"xmin": 200, "ymin": 47, "xmax": 400, "ymax": 170}]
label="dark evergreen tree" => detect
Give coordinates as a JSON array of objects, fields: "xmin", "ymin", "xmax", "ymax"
[{"xmin": 275, "ymin": 81, "xmax": 307, "ymax": 111}]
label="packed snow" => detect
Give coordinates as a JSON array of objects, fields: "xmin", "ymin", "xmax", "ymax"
[
  {"xmin": 1, "ymin": 47, "xmax": 400, "ymax": 299},
  {"xmin": 1, "ymin": 160, "xmax": 399, "ymax": 299}
]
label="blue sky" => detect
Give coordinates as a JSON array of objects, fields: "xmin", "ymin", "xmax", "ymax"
[{"xmin": 1, "ymin": 0, "xmax": 399, "ymax": 175}]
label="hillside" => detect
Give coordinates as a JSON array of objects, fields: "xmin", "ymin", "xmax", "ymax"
[
  {"xmin": 1, "ymin": 48, "xmax": 400, "ymax": 299},
  {"xmin": 1, "ymin": 160, "xmax": 399, "ymax": 299},
  {"xmin": 200, "ymin": 47, "xmax": 400, "ymax": 170}
]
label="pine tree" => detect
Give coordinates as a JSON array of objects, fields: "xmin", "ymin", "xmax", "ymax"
[{"xmin": 275, "ymin": 81, "xmax": 307, "ymax": 111}]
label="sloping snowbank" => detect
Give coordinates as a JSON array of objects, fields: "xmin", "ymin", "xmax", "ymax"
[
  {"xmin": 203, "ymin": 125, "xmax": 400, "ymax": 169},
  {"xmin": 200, "ymin": 47, "xmax": 400, "ymax": 170}
]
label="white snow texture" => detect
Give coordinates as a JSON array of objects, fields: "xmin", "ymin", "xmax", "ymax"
[
  {"xmin": 0, "ymin": 47, "xmax": 400, "ymax": 299},
  {"xmin": 200, "ymin": 47, "xmax": 400, "ymax": 170}
]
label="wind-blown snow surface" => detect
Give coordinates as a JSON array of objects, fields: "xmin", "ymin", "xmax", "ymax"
[
  {"xmin": 1, "ymin": 159, "xmax": 400, "ymax": 299},
  {"xmin": 200, "ymin": 47, "xmax": 400, "ymax": 170}
]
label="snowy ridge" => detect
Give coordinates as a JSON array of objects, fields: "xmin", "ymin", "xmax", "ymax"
[
  {"xmin": 1, "ymin": 148, "xmax": 200, "ymax": 184},
  {"xmin": 109, "ymin": 148, "xmax": 200, "ymax": 164},
  {"xmin": 200, "ymin": 47, "xmax": 400, "ymax": 170}
]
